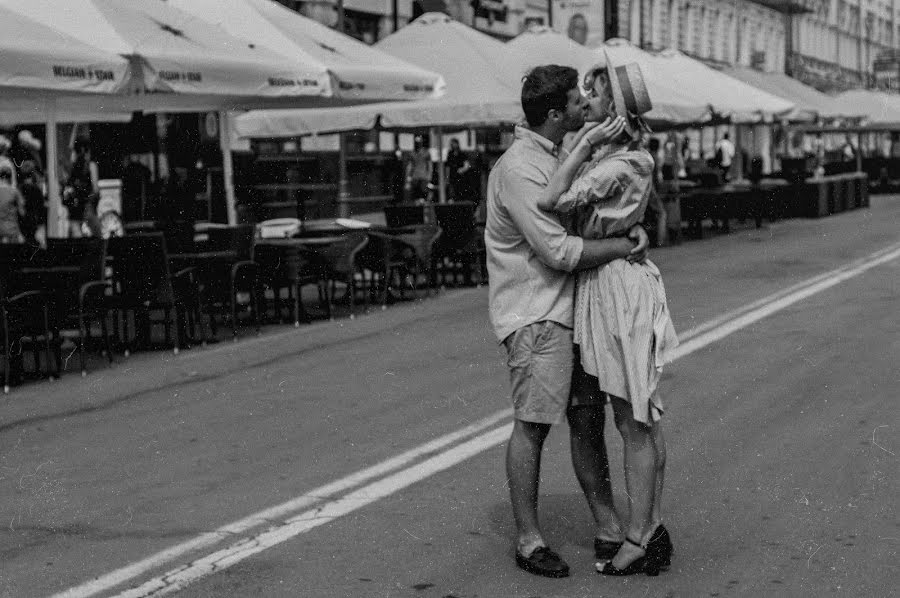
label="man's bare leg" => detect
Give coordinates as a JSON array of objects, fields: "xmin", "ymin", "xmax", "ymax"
[{"xmin": 506, "ymin": 419, "xmax": 551, "ymax": 555}]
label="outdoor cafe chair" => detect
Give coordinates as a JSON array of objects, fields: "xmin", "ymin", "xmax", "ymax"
[
  {"xmin": 106, "ymin": 233, "xmax": 201, "ymax": 355},
  {"xmin": 200, "ymin": 225, "xmax": 260, "ymax": 340},
  {"xmin": 0, "ymin": 244, "xmax": 57, "ymax": 392},
  {"xmin": 315, "ymin": 232, "xmax": 369, "ymax": 318},
  {"xmin": 44, "ymin": 238, "xmax": 115, "ymax": 377},
  {"xmin": 432, "ymin": 202, "xmax": 486, "ymax": 286},
  {"xmin": 364, "ymin": 224, "xmax": 442, "ymax": 306},
  {"xmin": 253, "ymin": 242, "xmax": 328, "ymax": 327}
]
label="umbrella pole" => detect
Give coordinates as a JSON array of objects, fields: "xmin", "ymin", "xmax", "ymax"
[
  {"xmin": 219, "ymin": 111, "xmax": 237, "ymax": 225},
  {"xmin": 733, "ymin": 124, "xmax": 744, "ymax": 181},
  {"xmin": 45, "ymin": 99, "xmax": 61, "ymax": 239},
  {"xmin": 433, "ymin": 127, "xmax": 446, "ymax": 204},
  {"xmin": 338, "ymin": 133, "xmax": 350, "ymax": 218}
]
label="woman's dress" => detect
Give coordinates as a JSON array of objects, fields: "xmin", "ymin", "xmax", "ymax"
[{"xmin": 556, "ymin": 146, "xmax": 679, "ymax": 424}]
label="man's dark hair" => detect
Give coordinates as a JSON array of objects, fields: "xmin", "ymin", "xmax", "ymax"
[{"xmin": 521, "ymin": 65, "xmax": 579, "ymax": 128}]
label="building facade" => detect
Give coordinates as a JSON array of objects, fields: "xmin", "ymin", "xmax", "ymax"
[{"xmin": 276, "ymin": 0, "xmax": 900, "ymax": 90}]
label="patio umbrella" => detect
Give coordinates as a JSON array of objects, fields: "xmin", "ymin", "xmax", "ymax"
[
  {"xmin": 506, "ymin": 28, "xmax": 710, "ymax": 127},
  {"xmin": 169, "ymin": 0, "xmax": 444, "ymax": 103},
  {"xmin": 235, "ymin": 13, "xmax": 522, "ymax": 137},
  {"xmin": 0, "ymin": 0, "xmax": 389, "ymax": 111},
  {"xmin": 831, "ymin": 90, "xmax": 900, "ymax": 126},
  {"xmin": 718, "ymin": 65, "xmax": 852, "ymax": 122},
  {"xmin": 640, "ymin": 47, "xmax": 795, "ymax": 123}
]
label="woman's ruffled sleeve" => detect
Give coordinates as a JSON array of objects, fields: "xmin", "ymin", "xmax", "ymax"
[{"xmin": 553, "ymin": 158, "xmax": 626, "ymax": 214}]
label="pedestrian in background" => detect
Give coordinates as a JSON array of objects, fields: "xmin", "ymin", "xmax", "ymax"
[
  {"xmin": 714, "ymin": 132, "xmax": 735, "ymax": 182},
  {"xmin": 17, "ymin": 160, "xmax": 45, "ymax": 247},
  {"xmin": 0, "ymin": 164, "xmax": 24, "ymax": 244},
  {"xmin": 63, "ymin": 137, "xmax": 101, "ymax": 238},
  {"xmin": 445, "ymin": 138, "xmax": 471, "ymax": 202},
  {"xmin": 405, "ymin": 137, "xmax": 432, "ymax": 202},
  {"xmin": 0, "ymin": 135, "xmax": 16, "ymax": 188}
]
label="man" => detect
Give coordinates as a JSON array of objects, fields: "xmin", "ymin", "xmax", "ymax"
[
  {"xmin": 445, "ymin": 138, "xmax": 471, "ymax": 201},
  {"xmin": 485, "ymin": 65, "xmax": 648, "ymax": 578},
  {"xmin": 714, "ymin": 132, "xmax": 735, "ymax": 181},
  {"xmin": 405, "ymin": 137, "xmax": 432, "ymax": 202}
]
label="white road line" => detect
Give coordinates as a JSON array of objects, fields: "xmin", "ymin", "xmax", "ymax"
[
  {"xmin": 49, "ymin": 409, "xmax": 511, "ymax": 598},
  {"xmin": 672, "ymin": 243, "xmax": 900, "ymax": 359},
  {"xmin": 53, "ymin": 242, "xmax": 900, "ymax": 598},
  {"xmin": 113, "ymin": 425, "xmax": 513, "ymax": 598},
  {"xmin": 677, "ymin": 240, "xmax": 900, "ymax": 343}
]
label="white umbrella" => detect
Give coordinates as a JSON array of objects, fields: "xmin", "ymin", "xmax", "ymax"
[
  {"xmin": 0, "ymin": 0, "xmax": 351, "ymax": 109},
  {"xmin": 831, "ymin": 90, "xmax": 900, "ymax": 125},
  {"xmin": 639, "ymin": 46, "xmax": 795, "ymax": 123},
  {"xmin": 236, "ymin": 13, "xmax": 522, "ymax": 138},
  {"xmin": 169, "ymin": 0, "xmax": 444, "ymax": 102},
  {"xmin": 507, "ymin": 28, "xmax": 710, "ymax": 127}
]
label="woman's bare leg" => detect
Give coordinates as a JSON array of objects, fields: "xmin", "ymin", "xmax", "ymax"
[{"xmin": 609, "ymin": 396, "xmax": 657, "ymax": 568}]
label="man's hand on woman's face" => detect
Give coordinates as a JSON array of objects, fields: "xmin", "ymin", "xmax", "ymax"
[{"xmin": 625, "ymin": 224, "xmax": 649, "ymax": 263}]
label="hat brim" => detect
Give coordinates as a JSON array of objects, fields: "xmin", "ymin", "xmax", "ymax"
[{"xmin": 603, "ymin": 51, "xmax": 652, "ymax": 136}]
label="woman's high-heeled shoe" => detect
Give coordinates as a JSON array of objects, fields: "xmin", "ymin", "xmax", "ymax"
[
  {"xmin": 646, "ymin": 524, "xmax": 673, "ymax": 570},
  {"xmin": 595, "ymin": 537, "xmax": 661, "ymax": 577}
]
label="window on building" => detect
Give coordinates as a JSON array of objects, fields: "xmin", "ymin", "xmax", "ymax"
[
  {"xmin": 708, "ymin": 8, "xmax": 717, "ymax": 59},
  {"xmin": 678, "ymin": 2, "xmax": 689, "ymax": 51},
  {"xmin": 693, "ymin": 6, "xmax": 704, "ymax": 55}
]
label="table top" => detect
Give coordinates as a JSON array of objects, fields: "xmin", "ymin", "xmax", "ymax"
[
  {"xmin": 257, "ymin": 236, "xmax": 346, "ymax": 247},
  {"xmin": 169, "ymin": 250, "xmax": 239, "ymax": 261}
]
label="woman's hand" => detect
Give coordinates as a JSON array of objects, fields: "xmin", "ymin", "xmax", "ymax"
[
  {"xmin": 576, "ymin": 117, "xmax": 627, "ymax": 156},
  {"xmin": 625, "ymin": 224, "xmax": 649, "ymax": 263}
]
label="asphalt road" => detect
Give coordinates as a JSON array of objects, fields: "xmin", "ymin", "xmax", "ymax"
[{"xmin": 1, "ymin": 196, "xmax": 898, "ymax": 598}]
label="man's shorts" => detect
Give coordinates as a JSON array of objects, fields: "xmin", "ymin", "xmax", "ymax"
[
  {"xmin": 503, "ymin": 321, "xmax": 609, "ymax": 424},
  {"xmin": 499, "ymin": 320, "xmax": 569, "ymax": 423}
]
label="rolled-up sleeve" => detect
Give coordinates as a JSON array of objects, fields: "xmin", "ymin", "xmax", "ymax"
[{"xmin": 503, "ymin": 166, "xmax": 583, "ymax": 272}]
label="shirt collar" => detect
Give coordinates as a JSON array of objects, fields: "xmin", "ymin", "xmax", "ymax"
[{"xmin": 515, "ymin": 125, "xmax": 561, "ymax": 157}]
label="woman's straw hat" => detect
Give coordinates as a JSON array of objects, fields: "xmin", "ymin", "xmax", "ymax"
[{"xmin": 603, "ymin": 49, "xmax": 652, "ymax": 127}]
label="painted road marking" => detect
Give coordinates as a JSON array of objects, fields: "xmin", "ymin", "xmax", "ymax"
[
  {"xmin": 50, "ymin": 409, "xmax": 511, "ymax": 598},
  {"xmin": 114, "ymin": 425, "xmax": 513, "ymax": 598},
  {"xmin": 54, "ymin": 242, "xmax": 900, "ymax": 598}
]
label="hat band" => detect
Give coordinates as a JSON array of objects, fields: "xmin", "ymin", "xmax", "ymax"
[{"xmin": 615, "ymin": 65, "xmax": 638, "ymax": 115}]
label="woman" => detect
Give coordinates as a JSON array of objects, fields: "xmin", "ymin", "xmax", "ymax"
[
  {"xmin": 538, "ymin": 60, "xmax": 678, "ymax": 576},
  {"xmin": 0, "ymin": 164, "xmax": 25, "ymax": 244}
]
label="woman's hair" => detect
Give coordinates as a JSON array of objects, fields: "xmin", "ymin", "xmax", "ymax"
[
  {"xmin": 521, "ymin": 65, "xmax": 579, "ymax": 128},
  {"xmin": 0, "ymin": 166, "xmax": 12, "ymax": 181}
]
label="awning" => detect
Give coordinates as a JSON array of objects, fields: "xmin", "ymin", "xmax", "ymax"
[
  {"xmin": 645, "ymin": 48, "xmax": 795, "ymax": 122},
  {"xmin": 236, "ymin": 13, "xmax": 523, "ymax": 138},
  {"xmin": 830, "ymin": 90, "xmax": 900, "ymax": 126},
  {"xmin": 599, "ymin": 40, "xmax": 794, "ymax": 123},
  {"xmin": 170, "ymin": 0, "xmax": 444, "ymax": 103},
  {"xmin": 505, "ymin": 29, "xmax": 712, "ymax": 126},
  {"xmin": 718, "ymin": 66, "xmax": 851, "ymax": 121}
]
